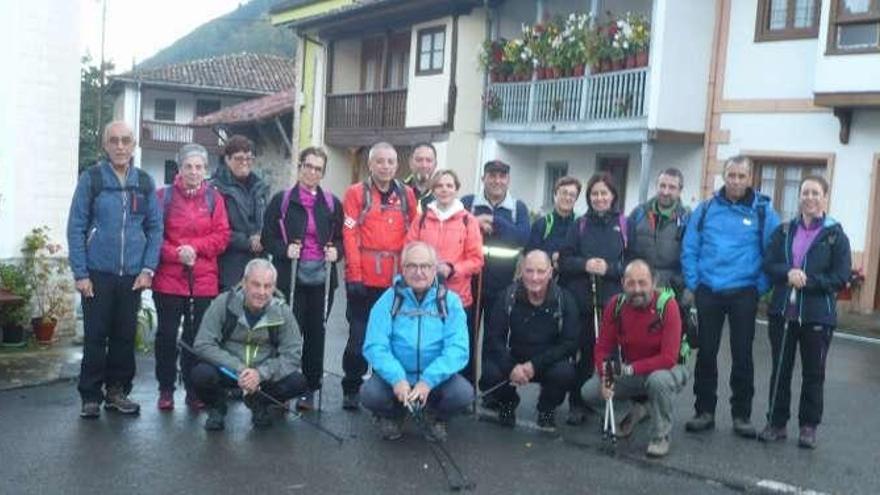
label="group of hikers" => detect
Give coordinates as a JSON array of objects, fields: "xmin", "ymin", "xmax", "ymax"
[{"xmin": 66, "ymin": 120, "xmax": 851, "ymax": 458}]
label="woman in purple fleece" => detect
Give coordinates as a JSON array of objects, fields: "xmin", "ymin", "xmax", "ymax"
[{"xmin": 759, "ymin": 175, "xmax": 851, "ymax": 449}]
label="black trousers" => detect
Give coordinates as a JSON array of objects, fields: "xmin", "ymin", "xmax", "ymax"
[
  {"xmin": 152, "ymin": 292, "xmax": 211, "ymax": 392},
  {"xmin": 292, "ymin": 284, "xmax": 327, "ymax": 391},
  {"xmin": 189, "ymin": 362, "xmax": 308, "ymax": 408},
  {"xmin": 78, "ymin": 271, "xmax": 141, "ymax": 402},
  {"xmin": 480, "ymin": 358, "xmax": 575, "ymax": 412},
  {"xmin": 766, "ymin": 316, "xmax": 833, "ymax": 428},
  {"xmin": 569, "ymin": 307, "xmax": 597, "ymax": 408},
  {"xmin": 342, "ymin": 286, "xmax": 385, "ymax": 394},
  {"xmin": 693, "ymin": 285, "xmax": 758, "ymax": 420}
]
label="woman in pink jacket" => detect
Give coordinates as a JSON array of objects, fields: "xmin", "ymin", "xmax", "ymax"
[
  {"xmin": 406, "ymin": 169, "xmax": 484, "ymax": 381},
  {"xmin": 152, "ymin": 144, "xmax": 230, "ymax": 411}
]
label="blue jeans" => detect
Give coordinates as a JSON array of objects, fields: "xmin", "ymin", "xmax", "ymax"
[{"xmin": 360, "ymin": 374, "xmax": 474, "ymax": 420}]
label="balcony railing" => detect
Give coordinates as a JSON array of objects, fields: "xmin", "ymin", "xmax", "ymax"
[
  {"xmin": 141, "ymin": 121, "xmax": 222, "ymax": 151},
  {"xmin": 326, "ymin": 89, "xmax": 407, "ymax": 130},
  {"xmin": 486, "ymin": 67, "xmax": 648, "ymax": 127}
]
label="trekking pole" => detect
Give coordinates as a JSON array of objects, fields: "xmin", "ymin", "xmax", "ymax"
[
  {"xmin": 767, "ymin": 289, "xmax": 796, "ymax": 426},
  {"xmin": 176, "ymin": 340, "xmax": 344, "ymax": 445},
  {"xmin": 318, "ymin": 243, "xmax": 335, "ymax": 413},
  {"xmin": 471, "ymin": 270, "xmax": 485, "ymax": 416},
  {"xmin": 289, "ymin": 239, "xmax": 302, "ymax": 311},
  {"xmin": 476, "ymin": 380, "xmax": 510, "ymax": 400},
  {"xmin": 408, "ymin": 400, "xmax": 476, "ymax": 492},
  {"xmin": 178, "ymin": 264, "xmax": 196, "ymax": 388},
  {"xmin": 602, "ymin": 358, "xmax": 617, "ymax": 444},
  {"xmin": 590, "ymin": 274, "xmax": 600, "ymax": 340}
]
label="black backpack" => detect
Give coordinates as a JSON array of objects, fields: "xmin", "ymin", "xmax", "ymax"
[
  {"xmin": 87, "ymin": 164, "xmax": 153, "ymax": 222},
  {"xmin": 389, "ymin": 277, "xmax": 449, "ymax": 322}
]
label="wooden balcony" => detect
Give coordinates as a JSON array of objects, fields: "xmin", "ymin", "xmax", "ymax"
[
  {"xmin": 485, "ymin": 68, "xmax": 649, "ymax": 136},
  {"xmin": 326, "ymin": 89, "xmax": 407, "ymax": 130},
  {"xmin": 140, "ymin": 120, "xmax": 223, "ymax": 153}
]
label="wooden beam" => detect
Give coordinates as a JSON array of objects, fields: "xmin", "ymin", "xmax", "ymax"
[{"xmin": 814, "ymin": 91, "xmax": 880, "ymax": 108}]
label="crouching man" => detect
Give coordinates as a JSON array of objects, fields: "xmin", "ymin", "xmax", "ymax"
[
  {"xmin": 481, "ymin": 250, "xmax": 579, "ymax": 432},
  {"xmin": 583, "ymin": 260, "xmax": 688, "ymax": 457},
  {"xmin": 192, "ymin": 259, "xmax": 307, "ymax": 431},
  {"xmin": 361, "ymin": 241, "xmax": 473, "ymax": 442}
]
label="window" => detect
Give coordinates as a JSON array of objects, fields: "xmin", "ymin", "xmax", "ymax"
[
  {"xmin": 755, "ymin": 160, "xmax": 827, "ymax": 221},
  {"xmin": 154, "ymin": 99, "xmax": 176, "ymax": 121},
  {"xmin": 196, "ymin": 99, "xmax": 221, "ymax": 117},
  {"xmin": 755, "ymin": 0, "xmax": 820, "ymax": 41},
  {"xmin": 416, "ymin": 26, "xmax": 445, "ymax": 75},
  {"xmin": 544, "ymin": 162, "xmax": 569, "ymax": 210},
  {"xmin": 597, "ymin": 155, "xmax": 629, "ymax": 211},
  {"xmin": 163, "ymin": 160, "xmax": 177, "ymax": 185},
  {"xmin": 361, "ymin": 37, "xmax": 383, "ymax": 91},
  {"xmin": 828, "ymin": 0, "xmax": 880, "ymax": 54}
]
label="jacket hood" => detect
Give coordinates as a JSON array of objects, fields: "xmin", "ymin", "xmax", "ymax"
[
  {"xmin": 714, "ymin": 187, "xmax": 771, "ymax": 209},
  {"xmin": 427, "ymin": 199, "xmax": 465, "ymax": 222},
  {"xmin": 212, "ymin": 163, "xmax": 267, "ymax": 195}
]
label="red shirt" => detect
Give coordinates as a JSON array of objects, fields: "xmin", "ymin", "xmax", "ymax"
[{"xmin": 594, "ymin": 292, "xmax": 681, "ymax": 376}]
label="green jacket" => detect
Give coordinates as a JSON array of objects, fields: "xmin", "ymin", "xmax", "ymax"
[{"xmin": 194, "ymin": 289, "xmax": 302, "ymax": 382}]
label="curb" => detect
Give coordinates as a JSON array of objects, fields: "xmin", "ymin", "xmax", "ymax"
[{"xmin": 756, "ymin": 318, "xmax": 880, "ymax": 345}]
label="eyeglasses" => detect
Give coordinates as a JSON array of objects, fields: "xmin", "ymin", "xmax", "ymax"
[
  {"xmin": 230, "ymin": 154, "xmax": 254, "ymax": 163},
  {"xmin": 403, "ymin": 263, "xmax": 436, "ymax": 273},
  {"xmin": 107, "ymin": 136, "xmax": 133, "ymax": 146},
  {"xmin": 300, "ymin": 162, "xmax": 325, "ymax": 174}
]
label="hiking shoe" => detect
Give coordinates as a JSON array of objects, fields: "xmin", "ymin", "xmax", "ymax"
[
  {"xmin": 481, "ymin": 395, "xmax": 501, "ymax": 411},
  {"xmin": 732, "ymin": 417, "xmax": 757, "ymax": 438},
  {"xmin": 497, "ymin": 403, "xmax": 516, "ymax": 428},
  {"xmin": 427, "ymin": 418, "xmax": 448, "ymax": 443},
  {"xmin": 378, "ymin": 417, "xmax": 403, "ymax": 440},
  {"xmin": 296, "ymin": 391, "xmax": 315, "ymax": 411},
  {"xmin": 157, "ymin": 390, "xmax": 174, "ymax": 411},
  {"xmin": 566, "ymin": 407, "xmax": 587, "ymax": 426},
  {"xmin": 184, "ymin": 392, "xmax": 205, "ymax": 411},
  {"xmin": 204, "ymin": 404, "xmax": 227, "ymax": 431},
  {"xmin": 618, "ymin": 402, "xmax": 648, "ymax": 439},
  {"xmin": 80, "ymin": 401, "xmax": 100, "ymax": 419},
  {"xmin": 342, "ymin": 393, "xmax": 360, "ymax": 411},
  {"xmin": 758, "ymin": 424, "xmax": 787, "ymax": 442},
  {"xmin": 104, "ymin": 388, "xmax": 140, "ymax": 415},
  {"xmin": 536, "ymin": 410, "xmax": 557, "ymax": 433},
  {"xmin": 685, "ymin": 412, "xmax": 714, "ymax": 432},
  {"xmin": 798, "ymin": 426, "xmax": 817, "ymax": 449},
  {"xmin": 227, "ymin": 388, "xmax": 244, "ymax": 401},
  {"xmin": 245, "ymin": 395, "xmax": 272, "ymax": 428},
  {"xmin": 646, "ymin": 436, "xmax": 670, "ymax": 457}
]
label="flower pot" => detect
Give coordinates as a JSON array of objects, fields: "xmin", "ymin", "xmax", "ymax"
[
  {"xmin": 612, "ymin": 59, "xmax": 625, "ymax": 71},
  {"xmin": 1, "ymin": 323, "xmax": 25, "ymax": 345},
  {"xmin": 637, "ymin": 50, "xmax": 649, "ymax": 67},
  {"xmin": 490, "ymin": 72, "xmax": 500, "ymax": 83},
  {"xmin": 601, "ymin": 59, "xmax": 613, "ymax": 73},
  {"xmin": 837, "ymin": 286, "xmax": 853, "ymax": 301},
  {"xmin": 32, "ymin": 317, "xmax": 57, "ymax": 345},
  {"xmin": 574, "ymin": 64, "xmax": 585, "ymax": 77},
  {"xmin": 626, "ymin": 54, "xmax": 637, "ymax": 69},
  {"xmin": 590, "ymin": 63, "xmax": 602, "ymax": 74},
  {"xmin": 551, "ymin": 67, "xmax": 563, "ymax": 79}
]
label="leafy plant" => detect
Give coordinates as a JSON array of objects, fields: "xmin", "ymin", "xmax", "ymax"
[
  {"xmin": 21, "ymin": 226, "xmax": 75, "ymax": 325},
  {"xmin": 0, "ymin": 263, "xmax": 32, "ymax": 327},
  {"xmin": 135, "ymin": 304, "xmax": 156, "ymax": 354},
  {"xmin": 482, "ymin": 90, "xmax": 503, "ymax": 120}
]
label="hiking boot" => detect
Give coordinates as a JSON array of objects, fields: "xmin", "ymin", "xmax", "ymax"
[
  {"xmin": 157, "ymin": 390, "xmax": 174, "ymax": 411},
  {"xmin": 204, "ymin": 404, "xmax": 227, "ymax": 431},
  {"xmin": 104, "ymin": 388, "xmax": 140, "ymax": 415},
  {"xmin": 227, "ymin": 388, "xmax": 244, "ymax": 401},
  {"xmin": 245, "ymin": 395, "xmax": 272, "ymax": 428},
  {"xmin": 80, "ymin": 401, "xmax": 100, "ymax": 419},
  {"xmin": 758, "ymin": 424, "xmax": 787, "ymax": 442},
  {"xmin": 685, "ymin": 412, "xmax": 714, "ymax": 433},
  {"xmin": 296, "ymin": 391, "xmax": 315, "ymax": 411},
  {"xmin": 481, "ymin": 396, "xmax": 501, "ymax": 411},
  {"xmin": 798, "ymin": 426, "xmax": 817, "ymax": 449},
  {"xmin": 497, "ymin": 403, "xmax": 516, "ymax": 428},
  {"xmin": 536, "ymin": 410, "xmax": 557, "ymax": 433},
  {"xmin": 646, "ymin": 436, "xmax": 670, "ymax": 457},
  {"xmin": 618, "ymin": 402, "xmax": 648, "ymax": 439},
  {"xmin": 342, "ymin": 393, "xmax": 360, "ymax": 411},
  {"xmin": 427, "ymin": 418, "xmax": 448, "ymax": 443},
  {"xmin": 184, "ymin": 392, "xmax": 205, "ymax": 411},
  {"xmin": 378, "ymin": 417, "xmax": 403, "ymax": 440},
  {"xmin": 566, "ymin": 407, "xmax": 587, "ymax": 426},
  {"xmin": 732, "ymin": 417, "xmax": 757, "ymax": 438}
]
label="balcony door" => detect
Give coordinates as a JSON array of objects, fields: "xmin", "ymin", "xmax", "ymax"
[{"xmin": 360, "ymin": 32, "xmax": 410, "ymax": 92}]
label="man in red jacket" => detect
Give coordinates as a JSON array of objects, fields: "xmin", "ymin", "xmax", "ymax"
[
  {"xmin": 341, "ymin": 142, "xmax": 417, "ymax": 410},
  {"xmin": 583, "ymin": 259, "xmax": 688, "ymax": 457}
]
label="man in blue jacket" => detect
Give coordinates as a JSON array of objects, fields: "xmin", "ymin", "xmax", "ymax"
[
  {"xmin": 361, "ymin": 241, "xmax": 473, "ymax": 442},
  {"xmin": 67, "ymin": 121, "xmax": 163, "ymax": 419},
  {"xmin": 681, "ymin": 155, "xmax": 780, "ymax": 438}
]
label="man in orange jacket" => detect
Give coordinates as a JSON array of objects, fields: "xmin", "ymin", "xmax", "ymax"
[{"xmin": 341, "ymin": 142, "xmax": 417, "ymax": 409}]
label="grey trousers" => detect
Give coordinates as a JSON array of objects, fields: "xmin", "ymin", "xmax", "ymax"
[{"xmin": 582, "ymin": 365, "xmax": 689, "ymax": 439}]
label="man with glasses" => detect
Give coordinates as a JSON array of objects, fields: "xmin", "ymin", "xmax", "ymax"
[
  {"xmin": 361, "ymin": 241, "xmax": 472, "ymax": 441},
  {"xmin": 211, "ymin": 135, "xmax": 269, "ymax": 290},
  {"xmin": 341, "ymin": 142, "xmax": 417, "ymax": 410},
  {"xmin": 67, "ymin": 121, "xmax": 163, "ymax": 418}
]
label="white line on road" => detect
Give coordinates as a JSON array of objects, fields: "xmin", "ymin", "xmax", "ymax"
[{"xmin": 756, "ymin": 479, "xmax": 830, "ymax": 495}]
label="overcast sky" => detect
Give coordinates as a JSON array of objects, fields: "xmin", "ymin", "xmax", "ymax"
[{"xmin": 80, "ymin": 0, "xmax": 246, "ymax": 72}]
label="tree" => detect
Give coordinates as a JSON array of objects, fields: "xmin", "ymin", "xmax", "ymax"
[{"xmin": 79, "ymin": 54, "xmax": 115, "ymax": 173}]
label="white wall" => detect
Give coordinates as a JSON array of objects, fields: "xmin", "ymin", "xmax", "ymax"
[
  {"xmin": 0, "ymin": 0, "xmax": 81, "ymax": 258},
  {"xmin": 647, "ymin": 0, "xmax": 714, "ymax": 132},
  {"xmin": 718, "ymin": 110, "xmax": 880, "ymax": 251},
  {"xmin": 723, "ymin": 0, "xmax": 817, "ymax": 100},
  {"xmin": 405, "ymin": 17, "xmax": 453, "ymax": 127},
  {"xmin": 140, "ymin": 149, "xmax": 176, "ymax": 187},
  {"xmin": 813, "ymin": 0, "xmax": 880, "ymax": 94},
  {"xmin": 140, "ymin": 89, "xmax": 244, "ymax": 124}
]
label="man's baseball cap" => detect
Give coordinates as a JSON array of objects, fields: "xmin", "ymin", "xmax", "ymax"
[{"xmin": 483, "ymin": 160, "xmax": 510, "ymax": 174}]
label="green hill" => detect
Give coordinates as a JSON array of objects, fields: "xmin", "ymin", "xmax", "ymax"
[{"xmin": 137, "ymin": 0, "xmax": 296, "ymax": 69}]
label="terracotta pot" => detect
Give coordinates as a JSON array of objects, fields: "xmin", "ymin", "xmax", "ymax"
[
  {"xmin": 837, "ymin": 287, "xmax": 853, "ymax": 301},
  {"xmin": 490, "ymin": 72, "xmax": 500, "ymax": 83},
  {"xmin": 626, "ymin": 54, "xmax": 637, "ymax": 69},
  {"xmin": 637, "ymin": 50, "xmax": 649, "ymax": 67},
  {"xmin": 590, "ymin": 63, "xmax": 601, "ymax": 74},
  {"xmin": 574, "ymin": 64, "xmax": 585, "ymax": 77},
  {"xmin": 601, "ymin": 59, "xmax": 612, "ymax": 72},
  {"xmin": 552, "ymin": 67, "xmax": 563, "ymax": 79},
  {"xmin": 612, "ymin": 58, "xmax": 625, "ymax": 71},
  {"xmin": 32, "ymin": 317, "xmax": 57, "ymax": 345}
]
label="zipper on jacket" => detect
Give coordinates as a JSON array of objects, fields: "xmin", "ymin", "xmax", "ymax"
[
  {"xmin": 120, "ymin": 188, "xmax": 128, "ymax": 276},
  {"xmin": 416, "ymin": 313, "xmax": 422, "ymax": 383}
]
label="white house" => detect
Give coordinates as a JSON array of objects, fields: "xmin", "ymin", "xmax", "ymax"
[
  {"xmin": 108, "ymin": 53, "xmax": 296, "ymax": 187},
  {"xmin": 0, "ymin": 0, "xmax": 81, "ymax": 259}
]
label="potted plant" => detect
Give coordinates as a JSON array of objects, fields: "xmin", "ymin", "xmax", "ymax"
[
  {"xmin": 0, "ymin": 262, "xmax": 32, "ymax": 346},
  {"xmin": 627, "ymin": 12, "xmax": 651, "ymax": 67},
  {"xmin": 479, "ymin": 39, "xmax": 507, "ymax": 82},
  {"xmin": 21, "ymin": 226, "xmax": 75, "ymax": 345},
  {"xmin": 482, "ymin": 90, "xmax": 503, "ymax": 120}
]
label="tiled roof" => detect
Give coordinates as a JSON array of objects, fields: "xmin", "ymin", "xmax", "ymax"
[
  {"xmin": 114, "ymin": 53, "xmax": 295, "ymax": 95},
  {"xmin": 191, "ymin": 89, "xmax": 295, "ymax": 126}
]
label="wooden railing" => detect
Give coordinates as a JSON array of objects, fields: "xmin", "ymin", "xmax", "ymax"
[
  {"xmin": 486, "ymin": 67, "xmax": 648, "ymax": 126},
  {"xmin": 140, "ymin": 121, "xmax": 222, "ymax": 150},
  {"xmin": 326, "ymin": 89, "xmax": 407, "ymax": 129}
]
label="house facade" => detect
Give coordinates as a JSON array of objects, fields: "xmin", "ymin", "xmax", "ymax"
[{"xmin": 108, "ymin": 53, "xmax": 296, "ymax": 187}]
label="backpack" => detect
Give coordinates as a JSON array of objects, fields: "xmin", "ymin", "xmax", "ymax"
[
  {"xmin": 577, "ymin": 212, "xmax": 628, "ymax": 249},
  {"xmin": 160, "ymin": 185, "xmax": 217, "ymax": 215},
  {"xmin": 609, "ymin": 288, "xmax": 690, "ymax": 364},
  {"xmin": 359, "ymin": 179, "xmax": 410, "ymax": 231},
  {"xmin": 218, "ymin": 290, "xmax": 281, "ymax": 355},
  {"xmin": 87, "ymin": 164, "xmax": 153, "ymax": 223},
  {"xmin": 697, "ymin": 197, "xmax": 766, "ymax": 254},
  {"xmin": 389, "ymin": 277, "xmax": 449, "ymax": 322},
  {"xmin": 464, "ymin": 195, "xmax": 518, "ymax": 225},
  {"xmin": 278, "ymin": 186, "xmax": 335, "ymax": 245}
]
